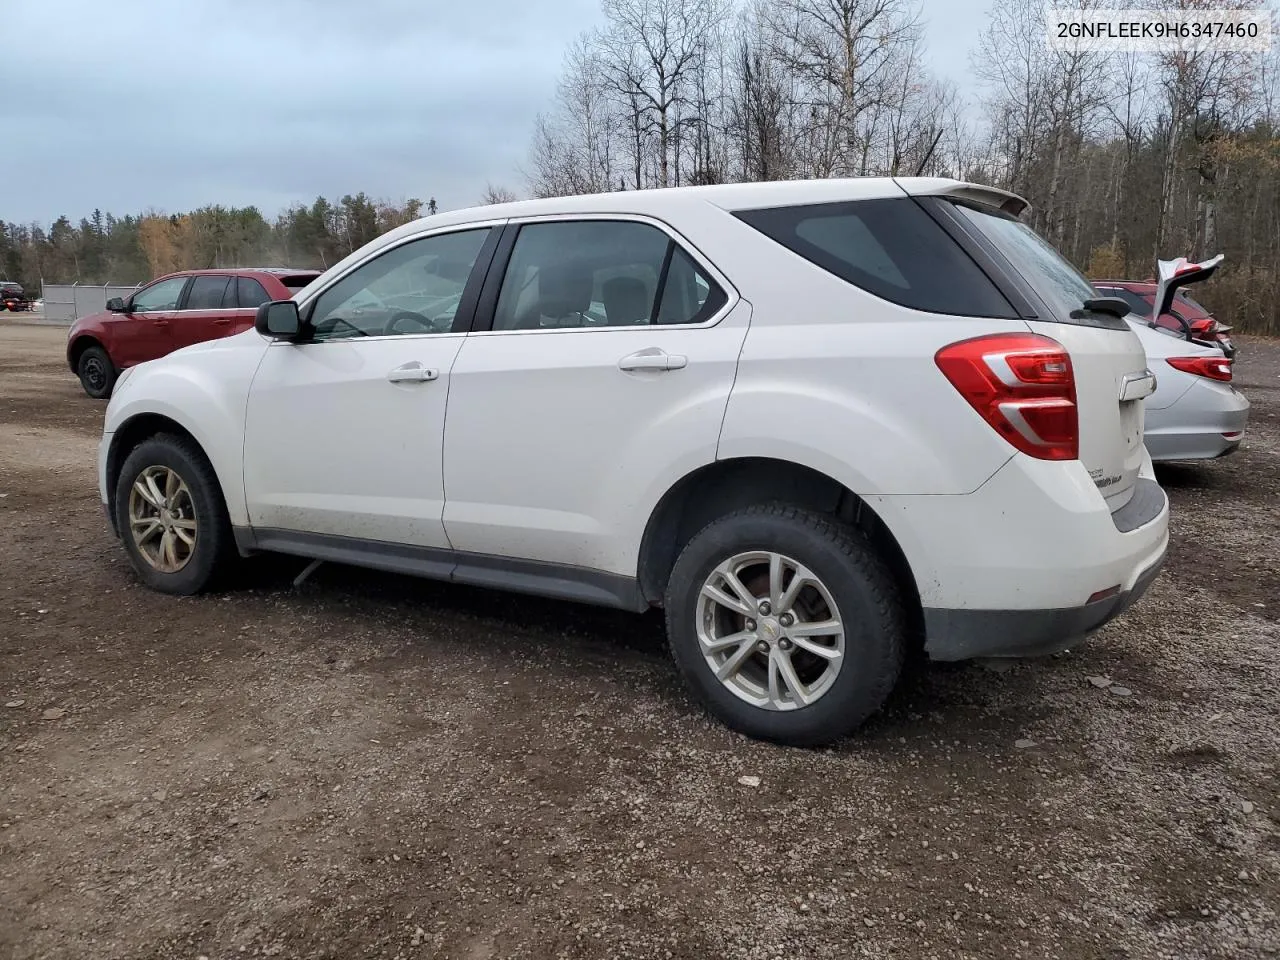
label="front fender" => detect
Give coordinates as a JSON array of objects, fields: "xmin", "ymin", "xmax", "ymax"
[{"xmin": 104, "ymin": 337, "xmax": 267, "ymax": 526}]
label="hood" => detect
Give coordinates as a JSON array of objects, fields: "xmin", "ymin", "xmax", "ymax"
[{"xmin": 168, "ymin": 327, "xmax": 265, "ymax": 361}]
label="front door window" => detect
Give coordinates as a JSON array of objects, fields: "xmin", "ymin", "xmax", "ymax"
[
  {"xmin": 130, "ymin": 277, "xmax": 188, "ymax": 313},
  {"xmin": 307, "ymin": 229, "xmax": 492, "ymax": 341}
]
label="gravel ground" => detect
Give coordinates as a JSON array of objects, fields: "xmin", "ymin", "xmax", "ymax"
[{"xmin": 1, "ymin": 321, "xmax": 1277, "ymax": 960}]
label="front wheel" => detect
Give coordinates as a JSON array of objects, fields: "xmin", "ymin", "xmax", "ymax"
[
  {"xmin": 77, "ymin": 345, "xmax": 116, "ymax": 399},
  {"xmin": 664, "ymin": 504, "xmax": 906, "ymax": 747},
  {"xmin": 114, "ymin": 435, "xmax": 234, "ymax": 595}
]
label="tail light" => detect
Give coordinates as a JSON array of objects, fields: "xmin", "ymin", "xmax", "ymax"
[
  {"xmin": 1189, "ymin": 318, "xmax": 1219, "ymax": 337},
  {"xmin": 1167, "ymin": 355, "xmax": 1232, "ymax": 382},
  {"xmin": 935, "ymin": 333, "xmax": 1078, "ymax": 461}
]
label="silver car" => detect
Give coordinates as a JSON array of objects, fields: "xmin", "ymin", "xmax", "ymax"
[{"xmin": 1127, "ymin": 317, "xmax": 1250, "ymax": 461}]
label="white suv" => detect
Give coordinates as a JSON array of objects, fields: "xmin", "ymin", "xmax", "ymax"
[{"xmin": 98, "ymin": 178, "xmax": 1169, "ymax": 746}]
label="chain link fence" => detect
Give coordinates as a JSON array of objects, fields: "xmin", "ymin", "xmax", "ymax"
[{"xmin": 41, "ymin": 282, "xmax": 145, "ymax": 323}]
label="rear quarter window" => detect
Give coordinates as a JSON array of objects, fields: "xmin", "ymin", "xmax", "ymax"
[
  {"xmin": 281, "ymin": 275, "xmax": 318, "ymax": 296},
  {"xmin": 237, "ymin": 277, "xmax": 271, "ymax": 309},
  {"xmin": 734, "ymin": 198, "xmax": 1016, "ymax": 318}
]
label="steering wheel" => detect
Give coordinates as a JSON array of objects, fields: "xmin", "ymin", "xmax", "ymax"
[
  {"xmin": 385, "ymin": 311, "xmax": 439, "ymax": 335},
  {"xmin": 310, "ymin": 315, "xmax": 366, "ymax": 339}
]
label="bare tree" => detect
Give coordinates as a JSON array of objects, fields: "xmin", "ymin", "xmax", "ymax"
[
  {"xmin": 728, "ymin": 1, "xmax": 795, "ymax": 180},
  {"xmin": 527, "ymin": 36, "xmax": 621, "ymax": 197},
  {"xmin": 599, "ymin": 0, "xmax": 729, "ymax": 187},
  {"xmin": 480, "ymin": 184, "xmax": 519, "ymax": 205},
  {"xmin": 765, "ymin": 0, "xmax": 921, "ymax": 177},
  {"xmin": 1151, "ymin": 0, "xmax": 1269, "ymax": 257}
]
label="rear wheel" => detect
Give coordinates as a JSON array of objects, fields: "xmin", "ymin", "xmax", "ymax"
[
  {"xmin": 114, "ymin": 435, "xmax": 233, "ymax": 595},
  {"xmin": 77, "ymin": 345, "xmax": 116, "ymax": 399},
  {"xmin": 664, "ymin": 504, "xmax": 905, "ymax": 747}
]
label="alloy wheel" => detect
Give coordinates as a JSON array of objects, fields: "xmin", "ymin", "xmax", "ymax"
[
  {"xmin": 695, "ymin": 550, "xmax": 845, "ymax": 711},
  {"xmin": 127, "ymin": 465, "xmax": 198, "ymax": 573}
]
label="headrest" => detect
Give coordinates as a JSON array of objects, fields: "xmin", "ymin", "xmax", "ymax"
[
  {"xmin": 602, "ymin": 276, "xmax": 651, "ymax": 324},
  {"xmin": 538, "ymin": 263, "xmax": 592, "ymax": 316}
]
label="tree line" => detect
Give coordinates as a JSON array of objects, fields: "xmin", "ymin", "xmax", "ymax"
[
  {"xmin": 0, "ymin": 193, "xmax": 439, "ymax": 293},
  {"xmin": 527, "ymin": 0, "xmax": 1280, "ymax": 334}
]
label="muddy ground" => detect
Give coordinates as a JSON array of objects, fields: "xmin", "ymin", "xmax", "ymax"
[{"xmin": 1, "ymin": 321, "xmax": 1277, "ymax": 960}]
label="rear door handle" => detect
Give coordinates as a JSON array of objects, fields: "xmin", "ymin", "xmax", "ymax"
[
  {"xmin": 213, "ymin": 317, "xmax": 233, "ymax": 326},
  {"xmin": 387, "ymin": 362, "xmax": 439, "ymax": 383},
  {"xmin": 618, "ymin": 348, "xmax": 687, "ymax": 372}
]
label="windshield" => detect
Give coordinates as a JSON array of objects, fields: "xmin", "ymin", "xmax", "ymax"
[{"xmin": 952, "ymin": 202, "xmax": 1098, "ymax": 319}]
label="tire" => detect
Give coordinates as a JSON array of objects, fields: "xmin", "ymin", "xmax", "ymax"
[
  {"xmin": 664, "ymin": 503, "xmax": 905, "ymax": 747},
  {"xmin": 113, "ymin": 434, "xmax": 234, "ymax": 595},
  {"xmin": 77, "ymin": 345, "xmax": 116, "ymax": 399}
]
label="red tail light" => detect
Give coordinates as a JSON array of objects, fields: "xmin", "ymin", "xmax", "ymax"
[
  {"xmin": 1189, "ymin": 318, "xmax": 1218, "ymax": 336},
  {"xmin": 935, "ymin": 333, "xmax": 1078, "ymax": 461},
  {"xmin": 1167, "ymin": 355, "xmax": 1232, "ymax": 382}
]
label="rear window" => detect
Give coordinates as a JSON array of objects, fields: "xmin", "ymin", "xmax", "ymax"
[
  {"xmin": 1175, "ymin": 290, "xmax": 1212, "ymax": 316},
  {"xmin": 951, "ymin": 202, "xmax": 1098, "ymax": 320},
  {"xmin": 281, "ymin": 274, "xmax": 318, "ymax": 295},
  {"xmin": 1095, "ymin": 286, "xmax": 1151, "ymax": 316},
  {"xmin": 734, "ymin": 198, "xmax": 1016, "ymax": 318}
]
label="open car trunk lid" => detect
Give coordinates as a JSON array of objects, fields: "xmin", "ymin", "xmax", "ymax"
[{"xmin": 908, "ymin": 181, "xmax": 1153, "ymax": 512}]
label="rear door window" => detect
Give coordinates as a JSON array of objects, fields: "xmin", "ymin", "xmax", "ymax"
[
  {"xmin": 490, "ymin": 220, "xmax": 727, "ymax": 330},
  {"xmin": 734, "ymin": 198, "xmax": 1015, "ymax": 318},
  {"xmin": 185, "ymin": 276, "xmax": 230, "ymax": 310},
  {"xmin": 656, "ymin": 246, "xmax": 727, "ymax": 325}
]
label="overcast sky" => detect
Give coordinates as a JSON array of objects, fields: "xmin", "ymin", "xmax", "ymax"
[{"xmin": 0, "ymin": 0, "xmax": 987, "ymax": 226}]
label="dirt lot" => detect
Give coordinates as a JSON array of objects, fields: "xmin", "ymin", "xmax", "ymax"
[{"xmin": 1, "ymin": 321, "xmax": 1277, "ymax": 960}]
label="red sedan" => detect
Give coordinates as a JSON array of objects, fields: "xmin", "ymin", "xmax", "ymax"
[
  {"xmin": 1091, "ymin": 278, "xmax": 1236, "ymax": 358},
  {"xmin": 66, "ymin": 268, "xmax": 320, "ymax": 398}
]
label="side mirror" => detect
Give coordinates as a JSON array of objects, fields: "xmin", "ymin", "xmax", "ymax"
[
  {"xmin": 106, "ymin": 297, "xmax": 126, "ymax": 312},
  {"xmin": 256, "ymin": 300, "xmax": 301, "ymax": 340}
]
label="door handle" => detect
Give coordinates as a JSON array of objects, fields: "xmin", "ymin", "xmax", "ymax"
[
  {"xmin": 387, "ymin": 362, "xmax": 439, "ymax": 383},
  {"xmin": 153, "ymin": 319, "xmax": 170, "ymax": 328},
  {"xmin": 618, "ymin": 348, "xmax": 687, "ymax": 372},
  {"xmin": 213, "ymin": 317, "xmax": 233, "ymax": 326}
]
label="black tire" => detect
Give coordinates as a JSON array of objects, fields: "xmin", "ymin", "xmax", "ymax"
[
  {"xmin": 77, "ymin": 345, "xmax": 116, "ymax": 399},
  {"xmin": 664, "ymin": 503, "xmax": 906, "ymax": 747},
  {"xmin": 113, "ymin": 434, "xmax": 234, "ymax": 595}
]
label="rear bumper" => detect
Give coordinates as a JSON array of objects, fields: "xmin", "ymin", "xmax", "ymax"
[
  {"xmin": 869, "ymin": 453, "xmax": 1170, "ymax": 662},
  {"xmin": 1145, "ymin": 380, "xmax": 1249, "ymax": 462},
  {"xmin": 923, "ymin": 545, "xmax": 1166, "ymax": 660}
]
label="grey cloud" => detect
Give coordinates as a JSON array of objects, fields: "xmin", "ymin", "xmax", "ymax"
[
  {"xmin": 0, "ymin": 0, "xmax": 986, "ymax": 226},
  {"xmin": 0, "ymin": 0, "xmax": 602, "ymax": 223}
]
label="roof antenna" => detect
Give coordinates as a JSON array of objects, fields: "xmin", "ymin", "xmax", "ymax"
[{"xmin": 915, "ymin": 128, "xmax": 945, "ymax": 177}]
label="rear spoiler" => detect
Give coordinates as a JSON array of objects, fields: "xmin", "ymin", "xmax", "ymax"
[
  {"xmin": 893, "ymin": 177, "xmax": 1029, "ymax": 217},
  {"xmin": 1152, "ymin": 254, "xmax": 1223, "ymax": 324}
]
